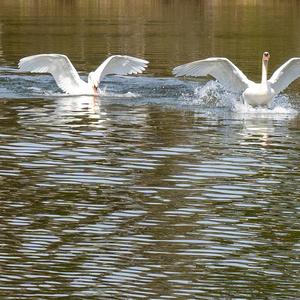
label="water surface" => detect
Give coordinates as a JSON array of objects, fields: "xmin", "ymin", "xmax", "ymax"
[{"xmin": 0, "ymin": 1, "xmax": 300, "ymax": 299}]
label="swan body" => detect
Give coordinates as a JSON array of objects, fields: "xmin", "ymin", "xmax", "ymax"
[
  {"xmin": 18, "ymin": 54, "xmax": 149, "ymax": 95},
  {"xmin": 173, "ymin": 52, "xmax": 300, "ymax": 107},
  {"xmin": 242, "ymin": 82, "xmax": 276, "ymax": 107}
]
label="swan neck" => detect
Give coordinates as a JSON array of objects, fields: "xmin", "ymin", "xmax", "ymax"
[{"xmin": 261, "ymin": 59, "xmax": 268, "ymax": 84}]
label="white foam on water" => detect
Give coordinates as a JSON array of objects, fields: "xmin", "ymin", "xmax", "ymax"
[
  {"xmin": 185, "ymin": 80, "xmax": 298, "ymax": 119},
  {"xmin": 99, "ymin": 87, "xmax": 140, "ymax": 98}
]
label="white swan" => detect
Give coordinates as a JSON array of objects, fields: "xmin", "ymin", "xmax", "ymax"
[
  {"xmin": 18, "ymin": 54, "xmax": 149, "ymax": 95},
  {"xmin": 173, "ymin": 52, "xmax": 300, "ymax": 107}
]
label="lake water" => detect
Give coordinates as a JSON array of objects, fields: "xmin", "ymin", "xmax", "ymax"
[{"xmin": 0, "ymin": 1, "xmax": 300, "ymax": 299}]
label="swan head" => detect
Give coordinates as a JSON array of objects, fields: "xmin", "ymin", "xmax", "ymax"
[{"xmin": 263, "ymin": 52, "xmax": 270, "ymax": 61}]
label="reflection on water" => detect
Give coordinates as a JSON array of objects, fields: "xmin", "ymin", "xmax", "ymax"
[
  {"xmin": 0, "ymin": 93, "xmax": 299, "ymax": 298},
  {"xmin": 0, "ymin": 1, "xmax": 300, "ymax": 299},
  {"xmin": 0, "ymin": 22, "xmax": 3, "ymax": 64},
  {"xmin": 1, "ymin": 0, "xmax": 300, "ymax": 79}
]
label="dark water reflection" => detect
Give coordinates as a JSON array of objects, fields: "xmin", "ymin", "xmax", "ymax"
[
  {"xmin": 1, "ymin": 1, "xmax": 300, "ymax": 299},
  {"xmin": 1, "ymin": 95, "xmax": 299, "ymax": 299}
]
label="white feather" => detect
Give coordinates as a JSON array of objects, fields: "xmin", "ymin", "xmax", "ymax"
[
  {"xmin": 268, "ymin": 58, "xmax": 300, "ymax": 94},
  {"xmin": 172, "ymin": 57, "xmax": 253, "ymax": 93},
  {"xmin": 18, "ymin": 54, "xmax": 88, "ymax": 94},
  {"xmin": 91, "ymin": 55, "xmax": 149, "ymax": 86},
  {"xmin": 173, "ymin": 53, "xmax": 300, "ymax": 106},
  {"xmin": 18, "ymin": 54, "xmax": 149, "ymax": 95}
]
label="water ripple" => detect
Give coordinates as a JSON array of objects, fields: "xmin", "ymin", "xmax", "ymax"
[{"xmin": 0, "ymin": 80, "xmax": 299, "ymax": 299}]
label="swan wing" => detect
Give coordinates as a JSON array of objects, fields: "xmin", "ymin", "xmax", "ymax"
[
  {"xmin": 91, "ymin": 55, "xmax": 149, "ymax": 86},
  {"xmin": 18, "ymin": 54, "xmax": 87, "ymax": 94},
  {"xmin": 172, "ymin": 57, "xmax": 252, "ymax": 93},
  {"xmin": 268, "ymin": 58, "xmax": 300, "ymax": 94}
]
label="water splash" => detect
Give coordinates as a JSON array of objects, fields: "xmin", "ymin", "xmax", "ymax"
[
  {"xmin": 1, "ymin": 72, "xmax": 299, "ymax": 120},
  {"xmin": 182, "ymin": 80, "xmax": 298, "ymax": 118}
]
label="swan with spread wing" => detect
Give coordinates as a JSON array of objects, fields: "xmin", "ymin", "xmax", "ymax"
[
  {"xmin": 18, "ymin": 54, "xmax": 149, "ymax": 95},
  {"xmin": 173, "ymin": 52, "xmax": 300, "ymax": 106}
]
